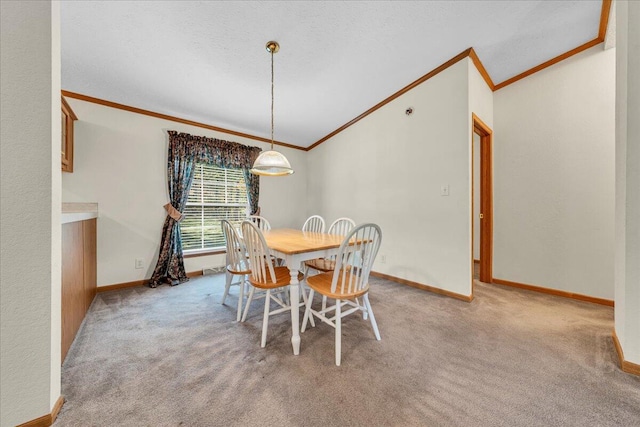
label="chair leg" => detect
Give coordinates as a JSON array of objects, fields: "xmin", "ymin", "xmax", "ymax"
[
  {"xmin": 300, "ymin": 284, "xmax": 315, "ymax": 327},
  {"xmin": 335, "ymin": 298, "xmax": 341, "ymax": 366},
  {"xmin": 356, "ymin": 297, "xmax": 367, "ymax": 320},
  {"xmin": 261, "ymin": 290, "xmax": 271, "ymax": 348},
  {"xmin": 221, "ymin": 271, "xmax": 232, "ymax": 305},
  {"xmin": 301, "ymin": 289, "xmax": 315, "ymax": 333},
  {"xmin": 364, "ymin": 294, "xmax": 381, "ymax": 341},
  {"xmin": 236, "ymin": 275, "xmax": 245, "ymax": 322},
  {"xmin": 241, "ymin": 286, "xmax": 255, "ymax": 322},
  {"xmin": 322, "ymin": 295, "xmax": 327, "ymax": 313}
]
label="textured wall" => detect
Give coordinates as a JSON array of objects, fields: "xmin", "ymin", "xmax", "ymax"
[
  {"xmin": 615, "ymin": 0, "xmax": 640, "ymax": 365},
  {"xmin": 493, "ymin": 45, "xmax": 616, "ymax": 299},
  {"xmin": 62, "ymin": 99, "xmax": 308, "ymax": 286},
  {"xmin": 49, "ymin": 0, "xmax": 63, "ymax": 410},
  {"xmin": 0, "ymin": 1, "xmax": 60, "ymax": 426},
  {"xmin": 468, "ymin": 58, "xmax": 495, "ymax": 263},
  {"xmin": 307, "ymin": 59, "xmax": 473, "ymax": 297}
]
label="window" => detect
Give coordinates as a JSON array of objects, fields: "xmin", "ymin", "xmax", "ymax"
[{"xmin": 180, "ymin": 163, "xmax": 248, "ymax": 252}]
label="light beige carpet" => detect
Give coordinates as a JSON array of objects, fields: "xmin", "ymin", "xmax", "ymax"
[{"xmin": 55, "ymin": 274, "xmax": 640, "ymax": 426}]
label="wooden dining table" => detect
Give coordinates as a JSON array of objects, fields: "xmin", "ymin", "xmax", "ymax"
[{"xmin": 261, "ymin": 228, "xmax": 345, "ymax": 355}]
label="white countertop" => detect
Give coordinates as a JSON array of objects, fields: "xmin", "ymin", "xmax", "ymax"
[
  {"xmin": 62, "ymin": 211, "xmax": 98, "ymax": 224},
  {"xmin": 62, "ymin": 202, "xmax": 98, "ymax": 224}
]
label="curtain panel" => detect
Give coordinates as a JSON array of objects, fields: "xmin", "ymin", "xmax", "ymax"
[{"xmin": 149, "ymin": 131, "xmax": 261, "ymax": 288}]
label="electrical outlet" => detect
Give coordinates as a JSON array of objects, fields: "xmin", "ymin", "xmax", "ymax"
[
  {"xmin": 135, "ymin": 258, "xmax": 144, "ymax": 269},
  {"xmin": 380, "ymin": 254, "xmax": 387, "ymax": 264}
]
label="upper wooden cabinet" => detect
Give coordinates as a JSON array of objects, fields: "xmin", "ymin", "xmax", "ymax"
[{"xmin": 61, "ymin": 96, "xmax": 77, "ymax": 172}]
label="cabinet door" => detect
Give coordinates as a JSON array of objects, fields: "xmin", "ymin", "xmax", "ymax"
[
  {"xmin": 61, "ymin": 222, "xmax": 84, "ymax": 362},
  {"xmin": 61, "ymin": 96, "xmax": 76, "ymax": 172},
  {"xmin": 61, "ymin": 111, "xmax": 67, "ymax": 161},
  {"xmin": 83, "ymin": 219, "xmax": 97, "ymax": 310}
]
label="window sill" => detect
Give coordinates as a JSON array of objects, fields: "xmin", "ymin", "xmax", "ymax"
[{"xmin": 183, "ymin": 249, "xmax": 226, "ymax": 258}]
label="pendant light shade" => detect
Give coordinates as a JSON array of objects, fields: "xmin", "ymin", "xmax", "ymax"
[
  {"xmin": 251, "ymin": 41, "xmax": 294, "ymax": 176},
  {"xmin": 250, "ymin": 149, "xmax": 293, "ymax": 176}
]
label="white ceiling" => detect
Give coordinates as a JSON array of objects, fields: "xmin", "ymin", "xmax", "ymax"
[{"xmin": 61, "ymin": 1, "xmax": 603, "ymax": 148}]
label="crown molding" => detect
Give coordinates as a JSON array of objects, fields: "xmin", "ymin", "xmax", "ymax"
[
  {"xmin": 599, "ymin": 0, "xmax": 613, "ymax": 40},
  {"xmin": 305, "ymin": 48, "xmax": 472, "ymax": 151},
  {"xmin": 492, "ymin": 0, "xmax": 611, "ymax": 90},
  {"xmin": 469, "ymin": 48, "xmax": 495, "ymax": 91},
  {"xmin": 61, "ymin": 90, "xmax": 305, "ymax": 151}
]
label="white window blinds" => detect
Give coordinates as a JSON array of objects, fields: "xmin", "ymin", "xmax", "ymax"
[{"xmin": 180, "ymin": 164, "xmax": 248, "ymax": 251}]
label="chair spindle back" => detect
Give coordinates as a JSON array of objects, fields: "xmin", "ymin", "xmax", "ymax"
[
  {"xmin": 302, "ymin": 215, "xmax": 326, "ymax": 233},
  {"xmin": 221, "ymin": 220, "xmax": 247, "ymax": 273},
  {"xmin": 332, "ymin": 223, "xmax": 382, "ymax": 296},
  {"xmin": 241, "ymin": 220, "xmax": 277, "ymax": 285},
  {"xmin": 247, "ymin": 215, "xmax": 271, "ymax": 232},
  {"xmin": 328, "ymin": 217, "xmax": 356, "ymax": 237}
]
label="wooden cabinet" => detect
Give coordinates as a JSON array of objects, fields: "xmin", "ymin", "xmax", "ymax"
[
  {"xmin": 61, "ymin": 218, "xmax": 97, "ymax": 363},
  {"xmin": 61, "ymin": 96, "xmax": 77, "ymax": 172}
]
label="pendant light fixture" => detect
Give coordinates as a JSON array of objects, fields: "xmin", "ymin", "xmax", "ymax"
[{"xmin": 250, "ymin": 41, "xmax": 294, "ymax": 176}]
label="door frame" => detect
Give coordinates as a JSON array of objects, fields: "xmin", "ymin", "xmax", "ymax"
[{"xmin": 471, "ymin": 113, "xmax": 493, "ymax": 287}]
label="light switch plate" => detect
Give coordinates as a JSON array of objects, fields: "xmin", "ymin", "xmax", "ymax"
[{"xmin": 441, "ymin": 185, "xmax": 450, "ymax": 196}]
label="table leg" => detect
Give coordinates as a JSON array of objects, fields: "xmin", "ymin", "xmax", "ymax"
[{"xmin": 289, "ymin": 267, "xmax": 301, "ymax": 355}]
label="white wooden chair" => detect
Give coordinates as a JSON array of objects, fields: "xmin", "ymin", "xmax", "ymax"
[
  {"xmin": 241, "ymin": 220, "xmax": 302, "ymax": 347},
  {"xmin": 301, "ymin": 223, "xmax": 382, "ymax": 366},
  {"xmin": 304, "ymin": 217, "xmax": 356, "ymax": 275},
  {"xmin": 246, "ymin": 215, "xmax": 271, "ymax": 231},
  {"xmin": 298, "ymin": 215, "xmax": 326, "ymax": 320},
  {"xmin": 221, "ymin": 220, "xmax": 251, "ymax": 322},
  {"xmin": 303, "ymin": 217, "xmax": 356, "ymax": 311},
  {"xmin": 247, "ymin": 214, "xmax": 285, "ymax": 266},
  {"xmin": 328, "ymin": 217, "xmax": 356, "ymax": 237},
  {"xmin": 302, "ymin": 215, "xmax": 325, "ymax": 233}
]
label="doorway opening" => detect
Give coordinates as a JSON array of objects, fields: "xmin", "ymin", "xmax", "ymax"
[{"xmin": 472, "ymin": 113, "xmax": 493, "ymax": 289}]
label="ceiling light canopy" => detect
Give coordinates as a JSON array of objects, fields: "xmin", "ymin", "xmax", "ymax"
[{"xmin": 251, "ymin": 41, "xmax": 294, "ymax": 176}]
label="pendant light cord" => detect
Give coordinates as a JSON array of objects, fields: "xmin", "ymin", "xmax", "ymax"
[{"xmin": 270, "ymin": 50, "xmax": 275, "ymax": 151}]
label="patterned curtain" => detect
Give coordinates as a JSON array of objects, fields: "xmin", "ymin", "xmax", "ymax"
[
  {"xmin": 242, "ymin": 169, "xmax": 260, "ymax": 215},
  {"xmin": 149, "ymin": 131, "xmax": 261, "ymax": 287}
]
